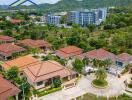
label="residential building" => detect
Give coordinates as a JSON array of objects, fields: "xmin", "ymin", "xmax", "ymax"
[
  {"xmin": 55, "ymin": 46, "xmax": 83, "ymax": 59},
  {"xmin": 5, "ymin": 16, "xmax": 11, "ymax": 21},
  {"xmin": 68, "ymin": 8, "xmax": 107, "ymax": 27},
  {"xmin": 79, "ymin": 48, "xmax": 116, "ymax": 62},
  {"xmin": 10, "ymin": 19, "xmax": 22, "ymax": 24},
  {"xmin": 116, "ymin": 53, "xmax": 132, "ymax": 68},
  {"xmin": 0, "ymin": 76, "xmax": 20, "ymax": 100},
  {"xmin": 42, "ymin": 13, "xmax": 61, "ymax": 26},
  {"xmin": 0, "ymin": 35, "xmax": 15, "ymax": 43},
  {"xmin": 0, "ymin": 43, "xmax": 26, "ymax": 60},
  {"xmin": 24, "ymin": 60, "xmax": 77, "ymax": 89},
  {"xmin": 17, "ymin": 39, "xmax": 52, "ymax": 52},
  {"xmin": 41, "ymin": 15, "xmax": 46, "ymax": 23},
  {"xmin": 98, "ymin": 8, "xmax": 107, "ymax": 23},
  {"xmin": 2, "ymin": 55, "xmax": 39, "ymax": 75}
]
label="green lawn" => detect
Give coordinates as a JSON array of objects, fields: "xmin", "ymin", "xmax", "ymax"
[
  {"xmin": 74, "ymin": 93, "xmax": 132, "ymax": 100},
  {"xmin": 92, "ymin": 79, "xmax": 108, "ymax": 87}
]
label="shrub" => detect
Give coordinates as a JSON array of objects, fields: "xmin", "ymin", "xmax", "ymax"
[
  {"xmin": 92, "ymin": 79, "xmax": 108, "ymax": 87},
  {"xmin": 37, "ymin": 87, "xmax": 62, "ymax": 97},
  {"xmin": 53, "ymin": 78, "xmax": 62, "ymax": 88},
  {"xmin": 128, "ymin": 84, "xmax": 132, "ymax": 88}
]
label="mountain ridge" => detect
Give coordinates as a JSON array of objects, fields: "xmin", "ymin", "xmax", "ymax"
[
  {"xmin": 1, "ymin": 0, "xmax": 132, "ymax": 11},
  {"xmin": 31, "ymin": 0, "xmax": 132, "ymax": 12}
]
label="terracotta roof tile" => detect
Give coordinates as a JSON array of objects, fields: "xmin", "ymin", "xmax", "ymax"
[
  {"xmin": 17, "ymin": 39, "xmax": 52, "ymax": 48},
  {"xmin": 24, "ymin": 60, "xmax": 76, "ymax": 82},
  {"xmin": 56, "ymin": 46, "xmax": 83, "ymax": 58},
  {"xmin": 0, "ymin": 76, "xmax": 20, "ymax": 100},
  {"xmin": 117, "ymin": 53, "xmax": 132, "ymax": 62},
  {"xmin": 2, "ymin": 55, "xmax": 39, "ymax": 70},
  {"xmin": 10, "ymin": 19, "xmax": 22, "ymax": 24},
  {"xmin": 0, "ymin": 43, "xmax": 26, "ymax": 57},
  {"xmin": 81, "ymin": 48, "xmax": 116, "ymax": 60},
  {"xmin": 0, "ymin": 35, "xmax": 15, "ymax": 42}
]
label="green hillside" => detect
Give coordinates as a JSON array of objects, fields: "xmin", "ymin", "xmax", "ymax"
[{"xmin": 32, "ymin": 0, "xmax": 132, "ymax": 12}]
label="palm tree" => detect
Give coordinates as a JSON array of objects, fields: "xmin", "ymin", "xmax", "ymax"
[
  {"xmin": 98, "ymin": 60, "xmax": 106, "ymax": 68},
  {"xmin": 92, "ymin": 59, "xmax": 99, "ymax": 67},
  {"xmin": 104, "ymin": 59, "xmax": 112, "ymax": 68},
  {"xmin": 95, "ymin": 68, "xmax": 107, "ymax": 80},
  {"xmin": 5, "ymin": 66, "xmax": 19, "ymax": 81},
  {"xmin": 82, "ymin": 57, "xmax": 90, "ymax": 66},
  {"xmin": 28, "ymin": 47, "xmax": 40, "ymax": 56},
  {"xmin": 73, "ymin": 58, "xmax": 85, "ymax": 73}
]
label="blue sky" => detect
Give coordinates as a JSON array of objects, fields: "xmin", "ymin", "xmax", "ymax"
[{"xmin": 0, "ymin": 0, "xmax": 60, "ymax": 5}]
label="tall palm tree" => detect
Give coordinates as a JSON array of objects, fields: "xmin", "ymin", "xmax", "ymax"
[
  {"xmin": 82, "ymin": 57, "xmax": 90, "ymax": 66},
  {"xmin": 104, "ymin": 59, "xmax": 112, "ymax": 68},
  {"xmin": 92, "ymin": 59, "xmax": 99, "ymax": 67},
  {"xmin": 98, "ymin": 60, "xmax": 106, "ymax": 68},
  {"xmin": 95, "ymin": 68, "xmax": 107, "ymax": 80}
]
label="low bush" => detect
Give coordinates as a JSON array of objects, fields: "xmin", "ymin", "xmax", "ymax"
[
  {"xmin": 92, "ymin": 79, "xmax": 108, "ymax": 87},
  {"xmin": 37, "ymin": 87, "xmax": 62, "ymax": 97},
  {"xmin": 128, "ymin": 84, "xmax": 132, "ymax": 88}
]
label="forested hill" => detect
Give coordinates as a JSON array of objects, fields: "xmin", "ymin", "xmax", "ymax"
[{"xmin": 31, "ymin": 0, "xmax": 132, "ymax": 12}]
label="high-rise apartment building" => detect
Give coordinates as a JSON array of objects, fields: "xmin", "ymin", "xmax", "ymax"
[{"xmin": 68, "ymin": 8, "xmax": 107, "ymax": 27}]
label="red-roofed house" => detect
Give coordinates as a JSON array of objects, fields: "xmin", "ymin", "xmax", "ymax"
[
  {"xmin": 10, "ymin": 19, "xmax": 22, "ymax": 24},
  {"xmin": 0, "ymin": 43, "xmax": 26, "ymax": 60},
  {"xmin": 116, "ymin": 53, "xmax": 132, "ymax": 68},
  {"xmin": 24, "ymin": 60, "xmax": 77, "ymax": 89},
  {"xmin": 1, "ymin": 55, "xmax": 40, "ymax": 76},
  {"xmin": 0, "ymin": 35, "xmax": 15, "ymax": 43},
  {"xmin": 55, "ymin": 46, "xmax": 83, "ymax": 59},
  {"xmin": 2, "ymin": 55, "xmax": 39, "ymax": 70},
  {"xmin": 80, "ymin": 48, "xmax": 117, "ymax": 61},
  {"xmin": 17, "ymin": 39, "xmax": 52, "ymax": 52},
  {"xmin": 0, "ymin": 76, "xmax": 20, "ymax": 100}
]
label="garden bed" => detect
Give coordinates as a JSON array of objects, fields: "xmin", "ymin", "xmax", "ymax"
[
  {"xmin": 73, "ymin": 93, "xmax": 132, "ymax": 100},
  {"xmin": 92, "ymin": 79, "xmax": 108, "ymax": 89},
  {"xmin": 128, "ymin": 84, "xmax": 132, "ymax": 88},
  {"xmin": 35, "ymin": 87, "xmax": 62, "ymax": 97}
]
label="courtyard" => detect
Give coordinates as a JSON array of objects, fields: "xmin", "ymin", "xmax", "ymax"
[{"xmin": 37, "ymin": 73, "xmax": 131, "ymax": 100}]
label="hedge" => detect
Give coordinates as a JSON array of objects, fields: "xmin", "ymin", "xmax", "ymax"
[{"xmin": 37, "ymin": 87, "xmax": 62, "ymax": 97}]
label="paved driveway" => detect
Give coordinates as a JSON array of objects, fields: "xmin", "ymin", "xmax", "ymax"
[{"xmin": 38, "ymin": 74, "xmax": 129, "ymax": 100}]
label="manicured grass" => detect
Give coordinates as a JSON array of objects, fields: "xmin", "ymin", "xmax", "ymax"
[
  {"xmin": 73, "ymin": 93, "xmax": 132, "ymax": 100},
  {"xmin": 82, "ymin": 93, "xmax": 106, "ymax": 100},
  {"xmin": 8, "ymin": 97, "xmax": 15, "ymax": 100},
  {"xmin": 92, "ymin": 79, "xmax": 108, "ymax": 87}
]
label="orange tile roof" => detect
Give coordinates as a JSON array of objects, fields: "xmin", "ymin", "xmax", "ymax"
[
  {"xmin": 17, "ymin": 39, "xmax": 52, "ymax": 48},
  {"xmin": 0, "ymin": 35, "xmax": 15, "ymax": 42},
  {"xmin": 81, "ymin": 48, "xmax": 116, "ymax": 60},
  {"xmin": 10, "ymin": 19, "xmax": 22, "ymax": 24},
  {"xmin": 2, "ymin": 55, "xmax": 39, "ymax": 70},
  {"xmin": 117, "ymin": 53, "xmax": 132, "ymax": 62},
  {"xmin": 56, "ymin": 46, "xmax": 83, "ymax": 58},
  {"xmin": 0, "ymin": 43, "xmax": 26, "ymax": 57},
  {"xmin": 24, "ymin": 60, "xmax": 76, "ymax": 82},
  {"xmin": 0, "ymin": 76, "xmax": 20, "ymax": 100}
]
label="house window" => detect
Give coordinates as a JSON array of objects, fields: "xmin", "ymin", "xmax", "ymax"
[
  {"xmin": 116, "ymin": 61, "xmax": 123, "ymax": 67},
  {"xmin": 37, "ymin": 81, "xmax": 43, "ymax": 86}
]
